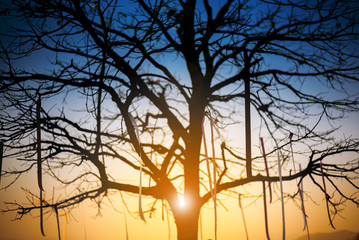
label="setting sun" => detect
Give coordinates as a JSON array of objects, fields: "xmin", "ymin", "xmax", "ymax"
[
  {"xmin": 178, "ymin": 198, "xmax": 186, "ymax": 209},
  {"xmin": 1, "ymin": 0, "xmax": 359, "ymax": 239}
]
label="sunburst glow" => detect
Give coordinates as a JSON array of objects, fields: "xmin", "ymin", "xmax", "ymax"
[{"xmin": 178, "ymin": 197, "xmax": 186, "ymax": 208}]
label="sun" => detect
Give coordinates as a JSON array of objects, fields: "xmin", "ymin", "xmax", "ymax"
[
  {"xmin": 178, "ymin": 196, "xmax": 186, "ymax": 208},
  {"xmin": 179, "ymin": 199, "xmax": 186, "ymax": 208}
]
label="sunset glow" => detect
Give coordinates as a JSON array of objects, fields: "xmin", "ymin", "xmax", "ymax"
[
  {"xmin": 1, "ymin": 0, "xmax": 359, "ymax": 239},
  {"xmin": 178, "ymin": 197, "xmax": 186, "ymax": 209}
]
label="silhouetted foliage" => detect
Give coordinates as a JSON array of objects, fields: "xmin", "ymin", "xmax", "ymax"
[{"xmin": 1, "ymin": 0, "xmax": 359, "ymax": 239}]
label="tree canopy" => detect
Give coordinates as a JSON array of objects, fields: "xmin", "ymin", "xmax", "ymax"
[{"xmin": 1, "ymin": 0, "xmax": 359, "ymax": 239}]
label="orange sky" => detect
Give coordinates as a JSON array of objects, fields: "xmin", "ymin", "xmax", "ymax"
[
  {"xmin": 1, "ymin": 113, "xmax": 358, "ymax": 240},
  {"xmin": 1, "ymin": 112, "xmax": 359, "ymax": 240},
  {"xmin": 1, "ymin": 172, "xmax": 358, "ymax": 240}
]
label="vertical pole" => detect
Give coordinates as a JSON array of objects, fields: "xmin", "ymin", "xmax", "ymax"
[
  {"xmin": 0, "ymin": 141, "xmax": 3, "ymax": 183},
  {"xmin": 37, "ymin": 96, "xmax": 44, "ymax": 191},
  {"xmin": 244, "ymin": 75, "xmax": 252, "ymax": 178}
]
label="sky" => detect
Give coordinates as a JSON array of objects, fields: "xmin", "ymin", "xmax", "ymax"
[
  {"xmin": 0, "ymin": 109, "xmax": 358, "ymax": 240},
  {"xmin": 1, "ymin": 172, "xmax": 359, "ymax": 240},
  {"xmin": 1, "ymin": 0, "xmax": 359, "ymax": 240}
]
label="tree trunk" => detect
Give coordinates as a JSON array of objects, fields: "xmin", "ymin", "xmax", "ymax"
[{"xmin": 174, "ymin": 206, "xmax": 200, "ymax": 240}]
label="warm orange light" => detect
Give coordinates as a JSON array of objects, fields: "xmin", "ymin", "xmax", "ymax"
[{"xmin": 178, "ymin": 196, "xmax": 186, "ymax": 208}]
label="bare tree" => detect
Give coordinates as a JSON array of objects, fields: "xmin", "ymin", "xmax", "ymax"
[{"xmin": 1, "ymin": 0, "xmax": 359, "ymax": 239}]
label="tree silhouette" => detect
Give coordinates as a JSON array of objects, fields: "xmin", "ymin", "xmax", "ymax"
[{"xmin": 1, "ymin": 0, "xmax": 359, "ymax": 239}]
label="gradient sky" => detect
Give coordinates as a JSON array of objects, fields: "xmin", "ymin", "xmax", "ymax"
[
  {"xmin": 1, "ymin": 170, "xmax": 359, "ymax": 240},
  {"xmin": 1, "ymin": 0, "xmax": 359, "ymax": 239},
  {"xmin": 1, "ymin": 111, "xmax": 358, "ymax": 239}
]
